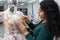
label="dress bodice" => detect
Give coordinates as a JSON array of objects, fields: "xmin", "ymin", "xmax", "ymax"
[
  {"xmin": 0, "ymin": 7, "xmax": 27, "ymax": 40},
  {"xmin": 3, "ymin": 9, "xmax": 24, "ymax": 35}
]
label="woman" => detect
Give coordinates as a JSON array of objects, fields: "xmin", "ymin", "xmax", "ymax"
[{"xmin": 18, "ymin": 0, "xmax": 60, "ymax": 40}]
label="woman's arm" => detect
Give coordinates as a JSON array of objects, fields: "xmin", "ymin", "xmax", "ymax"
[
  {"xmin": 18, "ymin": 22, "xmax": 29, "ymax": 35},
  {"xmin": 19, "ymin": 22, "xmax": 33, "ymax": 40},
  {"xmin": 26, "ymin": 27, "xmax": 49, "ymax": 40},
  {"xmin": 21, "ymin": 15, "xmax": 36, "ymax": 29},
  {"xmin": 19, "ymin": 23, "xmax": 49, "ymax": 40}
]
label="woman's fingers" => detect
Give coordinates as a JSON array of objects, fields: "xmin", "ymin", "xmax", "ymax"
[{"xmin": 21, "ymin": 15, "xmax": 28, "ymax": 20}]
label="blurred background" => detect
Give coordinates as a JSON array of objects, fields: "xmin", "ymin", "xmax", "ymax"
[{"xmin": 0, "ymin": 0, "xmax": 60, "ymax": 38}]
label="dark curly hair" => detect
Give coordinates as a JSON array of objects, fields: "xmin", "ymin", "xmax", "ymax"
[{"xmin": 40, "ymin": 0, "xmax": 60, "ymax": 37}]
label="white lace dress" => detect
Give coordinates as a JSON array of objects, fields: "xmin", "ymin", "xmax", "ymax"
[{"xmin": 0, "ymin": 8, "xmax": 27, "ymax": 40}]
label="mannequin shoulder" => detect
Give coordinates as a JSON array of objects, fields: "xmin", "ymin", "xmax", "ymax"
[
  {"xmin": 16, "ymin": 11, "xmax": 24, "ymax": 16},
  {"xmin": 3, "ymin": 8, "xmax": 10, "ymax": 13},
  {"xmin": 0, "ymin": 12, "xmax": 4, "ymax": 15},
  {"xmin": 16, "ymin": 11, "xmax": 23, "ymax": 14}
]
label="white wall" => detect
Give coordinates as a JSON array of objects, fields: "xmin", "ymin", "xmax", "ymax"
[
  {"xmin": 39, "ymin": 0, "xmax": 60, "ymax": 6},
  {"xmin": 17, "ymin": 4, "xmax": 27, "ymax": 8},
  {"xmin": 54, "ymin": 0, "xmax": 60, "ymax": 6},
  {"xmin": 0, "ymin": 1, "xmax": 8, "ymax": 11},
  {"xmin": 27, "ymin": 3, "xmax": 32, "ymax": 20},
  {"xmin": 27, "ymin": 0, "xmax": 41, "ymax": 24}
]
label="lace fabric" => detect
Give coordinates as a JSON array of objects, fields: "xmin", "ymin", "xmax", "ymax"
[{"xmin": 0, "ymin": 8, "xmax": 27, "ymax": 40}]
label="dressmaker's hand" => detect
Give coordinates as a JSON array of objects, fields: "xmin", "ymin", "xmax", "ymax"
[
  {"xmin": 21, "ymin": 15, "xmax": 31, "ymax": 24},
  {"xmin": 19, "ymin": 22, "xmax": 29, "ymax": 36}
]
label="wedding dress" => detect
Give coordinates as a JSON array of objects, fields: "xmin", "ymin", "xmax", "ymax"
[{"xmin": 0, "ymin": 7, "xmax": 27, "ymax": 40}]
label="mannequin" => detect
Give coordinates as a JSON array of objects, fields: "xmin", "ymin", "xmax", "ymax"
[{"xmin": 0, "ymin": 0, "xmax": 27, "ymax": 40}]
